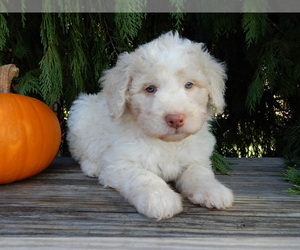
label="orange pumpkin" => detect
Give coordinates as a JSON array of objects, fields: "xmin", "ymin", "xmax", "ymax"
[{"xmin": 0, "ymin": 64, "xmax": 61, "ymax": 184}]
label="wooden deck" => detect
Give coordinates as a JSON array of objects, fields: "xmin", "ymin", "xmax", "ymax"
[{"xmin": 1, "ymin": 157, "xmax": 300, "ymax": 249}]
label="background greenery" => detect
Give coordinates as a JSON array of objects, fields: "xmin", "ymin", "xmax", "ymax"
[{"xmin": 0, "ymin": 12, "xmax": 299, "ymax": 177}]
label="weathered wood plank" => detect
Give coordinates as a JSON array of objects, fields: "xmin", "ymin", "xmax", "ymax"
[
  {"xmin": 0, "ymin": 237, "xmax": 300, "ymax": 250},
  {"xmin": 0, "ymin": 157, "xmax": 300, "ymax": 248}
]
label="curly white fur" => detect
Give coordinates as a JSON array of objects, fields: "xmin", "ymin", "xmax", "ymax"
[{"xmin": 67, "ymin": 32, "xmax": 234, "ymax": 220}]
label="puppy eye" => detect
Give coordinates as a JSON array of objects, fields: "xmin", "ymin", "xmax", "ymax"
[
  {"xmin": 185, "ymin": 82, "xmax": 194, "ymax": 89},
  {"xmin": 145, "ymin": 85, "xmax": 157, "ymax": 94}
]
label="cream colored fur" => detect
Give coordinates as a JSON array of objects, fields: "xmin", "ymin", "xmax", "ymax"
[{"xmin": 67, "ymin": 32, "xmax": 234, "ymax": 219}]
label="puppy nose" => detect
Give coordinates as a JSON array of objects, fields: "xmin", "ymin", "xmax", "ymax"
[{"xmin": 165, "ymin": 113, "xmax": 186, "ymax": 129}]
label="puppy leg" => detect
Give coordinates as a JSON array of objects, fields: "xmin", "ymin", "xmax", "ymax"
[
  {"xmin": 176, "ymin": 164, "xmax": 234, "ymax": 209},
  {"xmin": 80, "ymin": 160, "xmax": 101, "ymax": 178},
  {"xmin": 99, "ymin": 165, "xmax": 183, "ymax": 220}
]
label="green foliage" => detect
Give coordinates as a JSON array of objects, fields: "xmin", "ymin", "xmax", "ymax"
[
  {"xmin": 18, "ymin": 69, "xmax": 41, "ymax": 96},
  {"xmin": 115, "ymin": 0, "xmax": 147, "ymax": 12},
  {"xmin": 242, "ymin": 13, "xmax": 268, "ymax": 47},
  {"xmin": 39, "ymin": 45, "xmax": 63, "ymax": 106},
  {"xmin": 245, "ymin": 72, "xmax": 264, "ymax": 112},
  {"xmin": 63, "ymin": 13, "xmax": 89, "ymax": 93},
  {"xmin": 211, "ymin": 150, "xmax": 232, "ymax": 175},
  {"xmin": 206, "ymin": 13, "xmax": 300, "ymax": 159},
  {"xmin": 87, "ymin": 14, "xmax": 110, "ymax": 81},
  {"xmin": 0, "ymin": 13, "xmax": 9, "ymax": 54},
  {"xmin": 40, "ymin": 13, "xmax": 59, "ymax": 47},
  {"xmin": 282, "ymin": 163, "xmax": 300, "ymax": 195},
  {"xmin": 170, "ymin": 12, "xmax": 185, "ymax": 30},
  {"xmin": 245, "ymin": 37, "xmax": 295, "ymax": 112},
  {"xmin": 212, "ymin": 15, "xmax": 238, "ymax": 40},
  {"xmin": 282, "ymin": 126, "xmax": 300, "ymax": 162},
  {"xmin": 169, "ymin": 0, "xmax": 186, "ymax": 30},
  {"xmin": 198, "ymin": 14, "xmax": 238, "ymax": 42},
  {"xmin": 39, "ymin": 14, "xmax": 63, "ymax": 106},
  {"xmin": 115, "ymin": 0, "xmax": 146, "ymax": 44},
  {"xmin": 281, "ymin": 126, "xmax": 300, "ymax": 193},
  {"xmin": 170, "ymin": 0, "xmax": 186, "ymax": 10},
  {"xmin": 115, "ymin": 12, "xmax": 146, "ymax": 44},
  {"xmin": 242, "ymin": 0, "xmax": 268, "ymax": 12}
]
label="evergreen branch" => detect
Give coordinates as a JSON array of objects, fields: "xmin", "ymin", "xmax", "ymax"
[
  {"xmin": 39, "ymin": 45, "xmax": 63, "ymax": 106},
  {"xmin": 68, "ymin": 14, "xmax": 88, "ymax": 93},
  {"xmin": 0, "ymin": 52, "xmax": 3, "ymax": 65},
  {"xmin": 18, "ymin": 68, "xmax": 41, "ymax": 95},
  {"xmin": 41, "ymin": 13, "xmax": 59, "ymax": 48},
  {"xmin": 283, "ymin": 187, "xmax": 300, "ymax": 195},
  {"xmin": 0, "ymin": 0, "xmax": 8, "ymax": 12},
  {"xmin": 211, "ymin": 149, "xmax": 232, "ymax": 175},
  {"xmin": 245, "ymin": 72, "xmax": 264, "ymax": 112},
  {"xmin": 39, "ymin": 13, "xmax": 63, "ymax": 106},
  {"xmin": 242, "ymin": 13, "xmax": 268, "ymax": 47},
  {"xmin": 115, "ymin": 0, "xmax": 147, "ymax": 12},
  {"xmin": 170, "ymin": 0, "xmax": 186, "ymax": 30},
  {"xmin": 89, "ymin": 14, "xmax": 110, "ymax": 81},
  {"xmin": 242, "ymin": 0, "xmax": 268, "ymax": 12},
  {"xmin": 115, "ymin": 12, "xmax": 146, "ymax": 44},
  {"xmin": 20, "ymin": 0, "xmax": 26, "ymax": 27},
  {"xmin": 282, "ymin": 126, "xmax": 300, "ymax": 160},
  {"xmin": 103, "ymin": 15, "xmax": 119, "ymax": 58},
  {"xmin": 282, "ymin": 166, "xmax": 300, "ymax": 195},
  {"xmin": 213, "ymin": 14, "xmax": 237, "ymax": 40},
  {"xmin": 0, "ymin": 13, "xmax": 9, "ymax": 51},
  {"xmin": 115, "ymin": 0, "xmax": 146, "ymax": 44},
  {"xmin": 170, "ymin": 13, "xmax": 185, "ymax": 30},
  {"xmin": 170, "ymin": 0, "xmax": 186, "ymax": 11}
]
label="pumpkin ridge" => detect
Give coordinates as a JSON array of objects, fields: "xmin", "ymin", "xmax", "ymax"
[
  {"xmin": 22, "ymin": 96, "xmax": 45, "ymax": 178},
  {"xmin": 2, "ymin": 94, "xmax": 26, "ymax": 181}
]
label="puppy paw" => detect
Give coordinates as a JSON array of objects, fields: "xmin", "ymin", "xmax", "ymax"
[
  {"xmin": 184, "ymin": 180, "xmax": 234, "ymax": 209},
  {"xmin": 131, "ymin": 186, "xmax": 183, "ymax": 220}
]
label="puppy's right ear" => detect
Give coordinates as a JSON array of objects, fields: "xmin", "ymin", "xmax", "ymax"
[{"xmin": 100, "ymin": 52, "xmax": 132, "ymax": 119}]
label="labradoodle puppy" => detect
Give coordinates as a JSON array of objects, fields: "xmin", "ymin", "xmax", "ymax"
[{"xmin": 67, "ymin": 32, "xmax": 234, "ymax": 219}]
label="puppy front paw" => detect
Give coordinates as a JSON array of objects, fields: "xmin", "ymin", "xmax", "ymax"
[
  {"xmin": 184, "ymin": 180, "xmax": 234, "ymax": 209},
  {"xmin": 131, "ymin": 186, "xmax": 183, "ymax": 220}
]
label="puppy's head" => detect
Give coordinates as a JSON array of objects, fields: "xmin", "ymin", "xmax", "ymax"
[{"xmin": 101, "ymin": 31, "xmax": 226, "ymax": 141}]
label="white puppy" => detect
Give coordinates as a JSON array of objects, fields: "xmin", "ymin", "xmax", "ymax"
[{"xmin": 67, "ymin": 32, "xmax": 234, "ymax": 219}]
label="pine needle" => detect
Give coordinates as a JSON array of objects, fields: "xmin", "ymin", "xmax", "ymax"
[
  {"xmin": 211, "ymin": 150, "xmax": 232, "ymax": 175},
  {"xmin": 0, "ymin": 13, "xmax": 9, "ymax": 51}
]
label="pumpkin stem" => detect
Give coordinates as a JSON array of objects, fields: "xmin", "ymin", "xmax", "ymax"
[{"xmin": 0, "ymin": 64, "xmax": 20, "ymax": 93}]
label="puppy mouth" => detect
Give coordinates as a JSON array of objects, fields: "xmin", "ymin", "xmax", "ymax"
[
  {"xmin": 159, "ymin": 133, "xmax": 190, "ymax": 142},
  {"xmin": 159, "ymin": 128, "xmax": 191, "ymax": 142},
  {"xmin": 174, "ymin": 128, "xmax": 182, "ymax": 134},
  {"xmin": 172, "ymin": 128, "xmax": 184, "ymax": 136}
]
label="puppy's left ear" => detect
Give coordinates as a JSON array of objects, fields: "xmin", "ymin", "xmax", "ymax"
[
  {"xmin": 100, "ymin": 52, "xmax": 132, "ymax": 119},
  {"xmin": 205, "ymin": 56, "xmax": 227, "ymax": 114}
]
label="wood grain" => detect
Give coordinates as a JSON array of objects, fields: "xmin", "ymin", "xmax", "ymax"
[{"xmin": 1, "ymin": 157, "xmax": 299, "ymax": 248}]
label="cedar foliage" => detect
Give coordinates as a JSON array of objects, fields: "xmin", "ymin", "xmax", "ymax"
[{"xmin": 0, "ymin": 12, "xmax": 299, "ymax": 177}]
